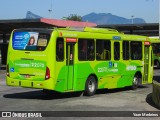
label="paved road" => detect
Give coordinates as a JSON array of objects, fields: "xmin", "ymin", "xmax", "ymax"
[{"xmin": 0, "ymin": 69, "xmax": 160, "ymax": 120}]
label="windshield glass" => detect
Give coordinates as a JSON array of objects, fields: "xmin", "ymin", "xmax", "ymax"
[
  {"xmin": 12, "ymin": 31, "xmax": 50, "ymax": 51},
  {"xmin": 153, "ymin": 43, "xmax": 160, "ymax": 54}
]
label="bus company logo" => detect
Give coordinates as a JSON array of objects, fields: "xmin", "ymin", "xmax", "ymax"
[
  {"xmin": 2, "ymin": 112, "xmax": 11, "ymax": 117},
  {"xmin": 1, "ymin": 112, "xmax": 42, "ymax": 118}
]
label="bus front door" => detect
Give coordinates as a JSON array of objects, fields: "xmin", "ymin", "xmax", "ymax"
[
  {"xmin": 66, "ymin": 43, "xmax": 75, "ymax": 90},
  {"xmin": 144, "ymin": 45, "xmax": 153, "ymax": 83}
]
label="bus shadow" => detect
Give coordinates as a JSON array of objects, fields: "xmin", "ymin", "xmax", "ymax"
[
  {"xmin": 96, "ymin": 85, "xmax": 149, "ymax": 95},
  {"xmin": 146, "ymin": 93, "xmax": 160, "ymax": 110},
  {"xmin": 153, "ymin": 67, "xmax": 160, "ymax": 70},
  {"xmin": 96, "ymin": 87, "xmax": 130, "ymax": 95},
  {"xmin": 3, "ymin": 86, "xmax": 149, "ymax": 100},
  {"xmin": 3, "ymin": 90, "xmax": 83, "ymax": 100}
]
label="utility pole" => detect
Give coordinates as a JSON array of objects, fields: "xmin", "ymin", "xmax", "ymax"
[
  {"xmin": 48, "ymin": 0, "xmax": 53, "ymax": 19},
  {"xmin": 48, "ymin": 9, "xmax": 52, "ymax": 19},
  {"xmin": 131, "ymin": 15, "xmax": 134, "ymax": 24}
]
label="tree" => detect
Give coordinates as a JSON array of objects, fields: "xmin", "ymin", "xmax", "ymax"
[{"xmin": 62, "ymin": 14, "xmax": 82, "ymax": 21}]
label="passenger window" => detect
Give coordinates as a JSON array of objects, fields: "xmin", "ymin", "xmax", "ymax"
[
  {"xmin": 123, "ymin": 41, "xmax": 129, "ymax": 60},
  {"xmin": 56, "ymin": 38, "xmax": 64, "ymax": 61},
  {"xmin": 114, "ymin": 42, "xmax": 120, "ymax": 60},
  {"xmin": 78, "ymin": 39, "xmax": 95, "ymax": 61},
  {"xmin": 96, "ymin": 40, "xmax": 111, "ymax": 60},
  {"xmin": 130, "ymin": 41, "xmax": 142, "ymax": 60}
]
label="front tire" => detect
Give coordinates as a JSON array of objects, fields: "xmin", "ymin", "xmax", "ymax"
[{"xmin": 84, "ymin": 76, "xmax": 97, "ymax": 96}]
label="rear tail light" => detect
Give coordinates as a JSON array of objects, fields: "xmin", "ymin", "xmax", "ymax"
[
  {"xmin": 45, "ymin": 67, "xmax": 50, "ymax": 80},
  {"xmin": 6, "ymin": 64, "xmax": 10, "ymax": 77}
]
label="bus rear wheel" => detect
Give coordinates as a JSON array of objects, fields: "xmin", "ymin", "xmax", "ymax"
[
  {"xmin": 84, "ymin": 76, "xmax": 97, "ymax": 96},
  {"xmin": 132, "ymin": 75, "xmax": 139, "ymax": 90}
]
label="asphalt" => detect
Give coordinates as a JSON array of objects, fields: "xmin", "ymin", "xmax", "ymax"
[{"xmin": 0, "ymin": 69, "xmax": 160, "ymax": 120}]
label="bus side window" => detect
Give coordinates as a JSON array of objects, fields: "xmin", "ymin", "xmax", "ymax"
[
  {"xmin": 114, "ymin": 42, "xmax": 120, "ymax": 60},
  {"xmin": 56, "ymin": 38, "xmax": 64, "ymax": 61},
  {"xmin": 78, "ymin": 39, "xmax": 95, "ymax": 61},
  {"xmin": 130, "ymin": 41, "xmax": 142, "ymax": 60},
  {"xmin": 96, "ymin": 39, "xmax": 111, "ymax": 60},
  {"xmin": 78, "ymin": 39, "xmax": 87, "ymax": 60},
  {"xmin": 123, "ymin": 41, "xmax": 129, "ymax": 60},
  {"xmin": 87, "ymin": 40, "xmax": 95, "ymax": 60}
]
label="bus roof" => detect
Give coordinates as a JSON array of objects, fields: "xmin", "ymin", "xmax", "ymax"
[
  {"xmin": 58, "ymin": 27, "xmax": 119, "ymax": 34},
  {"xmin": 13, "ymin": 27, "xmax": 149, "ymax": 41},
  {"xmin": 56, "ymin": 27, "xmax": 148, "ymax": 41},
  {"xmin": 148, "ymin": 37, "xmax": 160, "ymax": 43}
]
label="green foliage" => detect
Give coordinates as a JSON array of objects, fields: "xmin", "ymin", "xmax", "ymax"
[{"xmin": 62, "ymin": 14, "xmax": 82, "ymax": 21}]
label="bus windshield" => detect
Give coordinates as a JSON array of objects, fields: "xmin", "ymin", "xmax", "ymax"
[
  {"xmin": 12, "ymin": 31, "xmax": 50, "ymax": 51},
  {"xmin": 152, "ymin": 43, "xmax": 160, "ymax": 54}
]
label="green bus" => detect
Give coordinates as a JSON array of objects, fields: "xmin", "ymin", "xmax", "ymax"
[
  {"xmin": 149, "ymin": 37, "xmax": 160, "ymax": 68},
  {"xmin": 6, "ymin": 27, "xmax": 153, "ymax": 96}
]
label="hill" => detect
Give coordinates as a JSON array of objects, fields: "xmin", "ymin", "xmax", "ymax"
[
  {"xmin": 26, "ymin": 11, "xmax": 42, "ymax": 19},
  {"xmin": 82, "ymin": 12, "xmax": 145, "ymax": 25},
  {"xmin": 26, "ymin": 11, "xmax": 146, "ymax": 24}
]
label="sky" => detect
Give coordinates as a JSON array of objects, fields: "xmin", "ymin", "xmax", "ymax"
[{"xmin": 0, "ymin": 0, "xmax": 159, "ymax": 23}]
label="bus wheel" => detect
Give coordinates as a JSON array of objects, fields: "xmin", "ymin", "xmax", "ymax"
[
  {"xmin": 84, "ymin": 76, "xmax": 97, "ymax": 96},
  {"xmin": 132, "ymin": 75, "xmax": 139, "ymax": 90}
]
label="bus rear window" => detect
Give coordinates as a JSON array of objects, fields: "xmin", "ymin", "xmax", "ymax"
[{"xmin": 12, "ymin": 32, "xmax": 50, "ymax": 51}]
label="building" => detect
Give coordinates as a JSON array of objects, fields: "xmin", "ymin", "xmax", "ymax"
[
  {"xmin": 0, "ymin": 18, "xmax": 159, "ymax": 67},
  {"xmin": 0, "ymin": 18, "xmax": 96, "ymax": 66},
  {"xmin": 98, "ymin": 23, "xmax": 159, "ymax": 36}
]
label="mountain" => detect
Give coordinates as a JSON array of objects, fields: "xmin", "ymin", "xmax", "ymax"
[
  {"xmin": 25, "ymin": 11, "xmax": 146, "ymax": 24},
  {"xmin": 82, "ymin": 12, "xmax": 146, "ymax": 25},
  {"xmin": 26, "ymin": 11, "xmax": 42, "ymax": 19}
]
